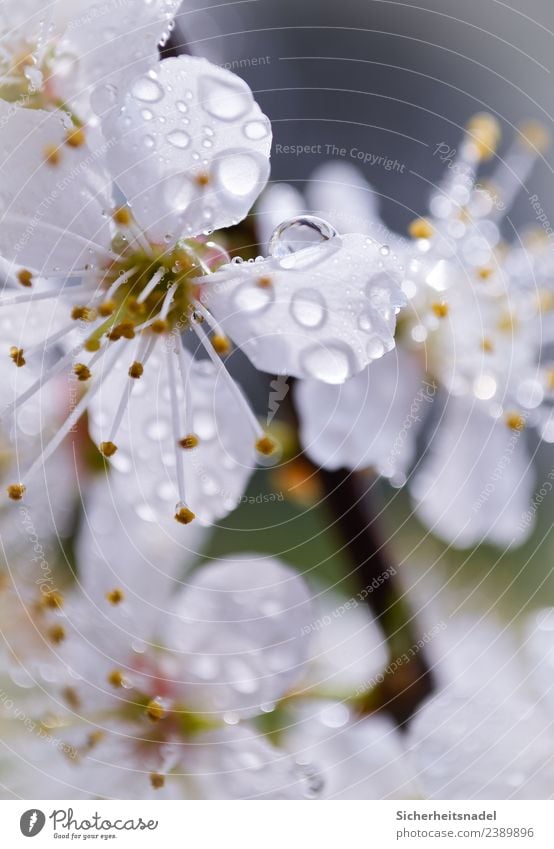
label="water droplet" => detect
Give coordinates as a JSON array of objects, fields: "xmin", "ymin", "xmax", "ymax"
[
  {"xmin": 269, "ymin": 216, "xmax": 338, "ymax": 259},
  {"xmin": 199, "ymin": 75, "xmax": 251, "ymax": 121},
  {"xmin": 244, "ymin": 119, "xmax": 270, "ymax": 140},
  {"xmin": 167, "ymin": 129, "xmax": 190, "ymax": 149},
  {"xmin": 234, "ymin": 282, "xmax": 273, "ymax": 313},
  {"xmin": 300, "ymin": 344, "xmax": 352, "ymax": 383},
  {"xmin": 131, "ymin": 75, "xmax": 164, "ymax": 103},
  {"xmin": 215, "ymin": 153, "xmax": 261, "ymax": 197},
  {"xmin": 290, "ymin": 288, "xmax": 326, "ymax": 329}
]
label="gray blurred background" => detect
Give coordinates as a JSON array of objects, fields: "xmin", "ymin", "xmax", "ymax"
[{"xmin": 176, "ymin": 0, "xmax": 554, "ymax": 232}]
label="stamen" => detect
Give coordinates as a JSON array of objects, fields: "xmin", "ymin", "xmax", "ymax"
[
  {"xmin": 108, "ymin": 669, "xmax": 126, "ymax": 688},
  {"xmin": 191, "ymin": 316, "xmax": 266, "ymax": 443},
  {"xmin": 17, "ymin": 269, "xmax": 33, "ymax": 287},
  {"xmin": 65, "ymin": 127, "xmax": 86, "ymax": 148},
  {"xmin": 431, "ymin": 301, "xmax": 449, "ymax": 318},
  {"xmin": 255, "ymin": 435, "xmax": 278, "ymax": 456},
  {"xmin": 150, "ymin": 773, "xmax": 165, "ymax": 789},
  {"xmin": 166, "ymin": 342, "xmax": 194, "ymax": 523},
  {"xmin": 44, "ymin": 144, "xmax": 61, "ymax": 166},
  {"xmin": 106, "ymin": 588, "xmax": 124, "ymax": 605},
  {"xmin": 408, "ymin": 218, "xmax": 434, "ymax": 240},
  {"xmin": 179, "ymin": 434, "xmax": 199, "ymax": 450},
  {"xmin": 136, "ymin": 268, "xmax": 166, "ymax": 305},
  {"xmin": 41, "ymin": 590, "xmax": 64, "ymax": 609},
  {"xmin": 7, "ymin": 483, "xmax": 25, "ymax": 501},
  {"xmin": 71, "ymin": 305, "xmax": 97, "ymax": 322},
  {"xmin": 21, "ymin": 345, "xmax": 125, "ymax": 486},
  {"xmin": 105, "ymin": 336, "xmax": 156, "ymax": 447},
  {"xmin": 9, "ymin": 346, "xmax": 25, "ymax": 367},
  {"xmin": 73, "ymin": 363, "xmax": 91, "ymax": 382},
  {"xmin": 505, "ymin": 411, "xmax": 525, "ymax": 431},
  {"xmin": 145, "ymin": 699, "xmax": 167, "ymax": 721},
  {"xmin": 48, "ymin": 624, "xmax": 66, "ymax": 644}
]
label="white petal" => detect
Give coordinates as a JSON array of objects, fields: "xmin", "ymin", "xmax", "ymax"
[
  {"xmin": 76, "ymin": 473, "xmax": 207, "ymax": 644},
  {"xmin": 0, "ymin": 103, "xmax": 113, "ymax": 274},
  {"xmin": 65, "ymin": 0, "xmax": 182, "ymax": 117},
  {"xmin": 302, "ymin": 590, "xmax": 387, "ymax": 695},
  {"xmin": 296, "ymin": 348, "xmax": 425, "ymax": 476},
  {"xmin": 284, "ymin": 700, "xmax": 418, "ymax": 799},
  {"xmin": 410, "ymin": 694, "xmax": 554, "ymax": 799},
  {"xmin": 203, "ymin": 233, "xmax": 406, "ymax": 383},
  {"xmin": 87, "ymin": 344, "xmax": 256, "ymax": 524},
  {"xmin": 306, "ymin": 162, "xmax": 382, "ymax": 236},
  {"xmin": 165, "ymin": 555, "xmax": 313, "ymax": 716},
  {"xmin": 102, "ymin": 55, "xmax": 271, "ymax": 243},
  {"xmin": 188, "ymin": 724, "xmax": 314, "ymax": 799},
  {"xmin": 411, "ymin": 396, "xmax": 535, "ymax": 548},
  {"xmin": 256, "ymin": 182, "xmax": 306, "ymax": 255}
]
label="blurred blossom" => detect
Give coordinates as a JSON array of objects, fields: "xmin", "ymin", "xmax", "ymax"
[
  {"xmin": 268, "ymin": 117, "xmax": 554, "ymax": 547},
  {"xmin": 408, "ymin": 607, "xmax": 554, "ymax": 800}
]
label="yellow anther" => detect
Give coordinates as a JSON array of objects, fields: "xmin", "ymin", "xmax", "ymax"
[
  {"xmin": 466, "ymin": 113, "xmax": 501, "ymax": 160},
  {"xmin": 48, "ymin": 624, "xmax": 66, "ymax": 644},
  {"xmin": 71, "ymin": 305, "xmax": 96, "ymax": 322},
  {"xmin": 408, "ymin": 218, "xmax": 434, "ymax": 240},
  {"xmin": 113, "ymin": 206, "xmax": 133, "ymax": 226},
  {"xmin": 178, "ymin": 434, "xmax": 199, "ymax": 450},
  {"xmin": 150, "ymin": 772, "xmax": 165, "ymax": 789},
  {"xmin": 62, "ymin": 687, "xmax": 80, "ymax": 709},
  {"xmin": 519, "ymin": 120, "xmax": 550, "ymax": 154},
  {"xmin": 174, "ymin": 506, "xmax": 196, "ymax": 525},
  {"xmin": 65, "ymin": 127, "xmax": 86, "ymax": 148},
  {"xmin": 431, "ymin": 301, "xmax": 449, "ymax": 318},
  {"xmin": 546, "ymin": 368, "xmax": 554, "ymax": 391},
  {"xmin": 44, "ymin": 144, "xmax": 61, "ymax": 166},
  {"xmin": 86, "ymin": 730, "xmax": 105, "ymax": 749},
  {"xmin": 505, "ymin": 411, "xmax": 526, "ymax": 431},
  {"xmin": 211, "ymin": 334, "xmax": 231, "ymax": 355},
  {"xmin": 84, "ymin": 338, "xmax": 101, "ymax": 352},
  {"xmin": 145, "ymin": 699, "xmax": 167, "ymax": 722},
  {"xmin": 150, "ymin": 319, "xmax": 168, "ymax": 334},
  {"xmin": 476, "ymin": 267, "xmax": 493, "ymax": 280},
  {"xmin": 128, "ymin": 361, "xmax": 144, "ymax": 379},
  {"xmin": 106, "ymin": 587, "xmax": 124, "ymax": 605},
  {"xmin": 107, "ymin": 321, "xmax": 135, "ymax": 341},
  {"xmin": 98, "ymin": 300, "xmax": 116, "ymax": 317},
  {"xmin": 17, "ymin": 269, "xmax": 33, "ymax": 287},
  {"xmin": 7, "ymin": 483, "xmax": 25, "ymax": 501},
  {"xmin": 195, "ymin": 172, "xmax": 210, "ymax": 187},
  {"xmin": 256, "ymin": 435, "xmax": 277, "ymax": 456},
  {"xmin": 257, "ymin": 275, "xmax": 273, "ymax": 289},
  {"xmin": 73, "ymin": 363, "xmax": 91, "ymax": 382},
  {"xmin": 41, "ymin": 590, "xmax": 64, "ymax": 610},
  {"xmin": 9, "ymin": 346, "xmax": 25, "ymax": 367},
  {"xmin": 108, "ymin": 669, "xmax": 126, "ymax": 688},
  {"xmin": 99, "ymin": 441, "xmax": 118, "ymax": 458},
  {"xmin": 481, "ymin": 337, "xmax": 494, "ymax": 353},
  {"xmin": 537, "ymin": 289, "xmax": 554, "ymax": 313},
  {"xmin": 497, "ymin": 311, "xmax": 517, "ymax": 332}
]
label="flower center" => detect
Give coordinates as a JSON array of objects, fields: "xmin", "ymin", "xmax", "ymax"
[{"xmin": 82, "ymin": 229, "xmax": 208, "ymax": 350}]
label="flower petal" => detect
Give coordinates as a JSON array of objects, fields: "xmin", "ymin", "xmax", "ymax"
[
  {"xmin": 188, "ymin": 724, "xmax": 316, "ymax": 799},
  {"xmin": 256, "ymin": 183, "xmax": 306, "ymax": 255},
  {"xmin": 411, "ymin": 396, "xmax": 535, "ymax": 548},
  {"xmin": 165, "ymin": 555, "xmax": 313, "ymax": 716},
  {"xmin": 66, "ymin": 0, "xmax": 182, "ymax": 117},
  {"xmin": 203, "ymin": 233, "xmax": 406, "ymax": 383},
  {"xmin": 306, "ymin": 161, "xmax": 384, "ymax": 238},
  {"xmin": 101, "ymin": 55, "xmax": 271, "ymax": 243},
  {"xmin": 76, "ymin": 473, "xmax": 207, "ymax": 644},
  {"xmin": 296, "ymin": 348, "xmax": 426, "ymax": 477},
  {"xmin": 284, "ymin": 701, "xmax": 417, "ymax": 799},
  {"xmin": 0, "ymin": 103, "xmax": 113, "ymax": 274},
  {"xmin": 87, "ymin": 344, "xmax": 256, "ymax": 524},
  {"xmin": 409, "ymin": 693, "xmax": 554, "ymax": 799}
]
